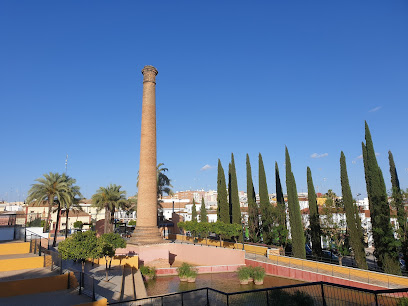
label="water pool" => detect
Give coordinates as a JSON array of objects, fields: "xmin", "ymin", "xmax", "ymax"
[{"xmin": 145, "ymin": 272, "xmax": 303, "ymax": 296}]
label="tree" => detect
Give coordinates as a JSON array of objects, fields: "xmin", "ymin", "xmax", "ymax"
[
  {"xmin": 200, "ymin": 197, "xmax": 207, "ymax": 222},
  {"xmin": 307, "ymin": 167, "xmax": 322, "ymax": 258},
  {"xmin": 26, "ymin": 172, "xmax": 69, "ymax": 232},
  {"xmin": 285, "ymin": 147, "xmax": 306, "ymax": 259},
  {"xmin": 191, "ymin": 199, "xmax": 197, "ymax": 221},
  {"xmin": 137, "ymin": 163, "xmax": 174, "ymax": 199},
  {"xmin": 258, "ymin": 153, "xmax": 275, "ymax": 245},
  {"xmin": 98, "ymin": 233, "xmax": 126, "ymax": 281},
  {"xmin": 362, "ymin": 122, "xmax": 400, "ymax": 275},
  {"xmin": 247, "ymin": 154, "xmax": 260, "ymax": 243},
  {"xmin": 58, "ymin": 230, "xmax": 100, "ymax": 273},
  {"xmin": 217, "ymin": 159, "xmax": 229, "ymax": 223},
  {"xmin": 212, "ymin": 221, "xmax": 242, "ymax": 245},
  {"xmin": 389, "ymin": 150, "xmax": 407, "ymax": 269},
  {"xmin": 275, "ymin": 162, "xmax": 288, "ymax": 247},
  {"xmin": 321, "ymin": 190, "xmax": 349, "ymax": 265},
  {"xmin": 229, "ymin": 154, "xmax": 241, "ymax": 224},
  {"xmin": 92, "ymin": 184, "xmax": 127, "ymax": 234},
  {"xmin": 156, "ymin": 163, "xmax": 173, "ymax": 199},
  {"xmin": 73, "ymin": 220, "xmax": 83, "ymax": 229},
  {"xmin": 340, "ymin": 152, "xmax": 367, "ymax": 269},
  {"xmin": 60, "ymin": 174, "xmax": 82, "ymax": 240}
]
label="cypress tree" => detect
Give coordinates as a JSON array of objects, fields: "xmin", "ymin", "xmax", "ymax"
[
  {"xmin": 285, "ymin": 147, "xmax": 306, "ymax": 259},
  {"xmin": 389, "ymin": 151, "xmax": 407, "ymax": 267},
  {"xmin": 247, "ymin": 154, "xmax": 260, "ymax": 242},
  {"xmin": 275, "ymin": 162, "xmax": 286, "ymax": 228},
  {"xmin": 307, "ymin": 166, "xmax": 322, "ymax": 258},
  {"xmin": 217, "ymin": 159, "xmax": 229, "ymax": 223},
  {"xmin": 200, "ymin": 197, "xmax": 207, "ymax": 222},
  {"xmin": 362, "ymin": 122, "xmax": 400, "ymax": 275},
  {"xmin": 275, "ymin": 162, "xmax": 288, "ymax": 246},
  {"xmin": 340, "ymin": 152, "xmax": 367, "ymax": 269},
  {"xmin": 229, "ymin": 154, "xmax": 241, "ymax": 224},
  {"xmin": 192, "ymin": 199, "xmax": 197, "ymax": 221},
  {"xmin": 259, "ymin": 153, "xmax": 275, "ymax": 245}
]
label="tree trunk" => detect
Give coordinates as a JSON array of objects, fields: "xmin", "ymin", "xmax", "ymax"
[
  {"xmin": 105, "ymin": 257, "xmax": 109, "ymax": 281},
  {"xmin": 52, "ymin": 203, "xmax": 61, "ymax": 247},
  {"xmin": 339, "ymin": 256, "xmax": 343, "ymax": 266},
  {"xmin": 104, "ymin": 208, "xmax": 110, "ymax": 234},
  {"xmin": 65, "ymin": 209, "xmax": 69, "ymax": 239},
  {"xmin": 45, "ymin": 196, "xmax": 54, "ymax": 232},
  {"xmin": 110, "ymin": 209, "xmax": 115, "ymax": 233}
]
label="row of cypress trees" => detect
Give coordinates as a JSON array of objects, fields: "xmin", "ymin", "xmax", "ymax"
[
  {"xmin": 217, "ymin": 154, "xmax": 241, "ymax": 224},
  {"xmin": 191, "ymin": 197, "xmax": 208, "ymax": 222},
  {"xmin": 216, "ymin": 122, "xmax": 405, "ymax": 274}
]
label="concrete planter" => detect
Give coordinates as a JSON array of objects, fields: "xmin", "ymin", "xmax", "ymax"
[
  {"xmin": 179, "ymin": 276, "xmax": 188, "ymax": 282},
  {"xmin": 239, "ymin": 279, "xmax": 249, "ymax": 285},
  {"xmin": 254, "ymin": 279, "xmax": 264, "ymax": 285},
  {"xmin": 187, "ymin": 277, "xmax": 196, "ymax": 283}
]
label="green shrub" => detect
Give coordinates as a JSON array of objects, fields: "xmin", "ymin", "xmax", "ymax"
[
  {"xmin": 139, "ymin": 265, "xmax": 156, "ymax": 278},
  {"xmin": 128, "ymin": 220, "xmax": 136, "ymax": 226},
  {"xmin": 186, "ymin": 267, "xmax": 198, "ymax": 278},
  {"xmin": 73, "ymin": 221, "xmax": 83, "ymax": 229},
  {"xmin": 176, "ymin": 262, "xmax": 193, "ymax": 277},
  {"xmin": 237, "ymin": 266, "xmax": 251, "ymax": 280},
  {"xmin": 397, "ymin": 298, "xmax": 408, "ymax": 306},
  {"xmin": 252, "ymin": 266, "xmax": 265, "ymax": 281}
]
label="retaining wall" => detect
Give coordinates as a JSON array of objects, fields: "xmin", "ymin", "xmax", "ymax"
[
  {"xmin": 0, "ymin": 242, "xmax": 30, "ymax": 255},
  {"xmin": 0, "ymin": 272, "xmax": 77, "ymax": 297},
  {"xmin": 156, "ymin": 264, "xmax": 245, "ymax": 276}
]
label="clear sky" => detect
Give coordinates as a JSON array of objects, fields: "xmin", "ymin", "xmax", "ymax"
[{"xmin": 1, "ymin": 1, "xmax": 407, "ymax": 202}]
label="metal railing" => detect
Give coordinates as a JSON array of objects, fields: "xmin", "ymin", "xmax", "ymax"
[
  {"xmin": 48, "ymin": 249, "xmax": 112, "ymax": 302},
  {"xmin": 23, "ymin": 228, "xmax": 50, "ymax": 256},
  {"xmin": 107, "ymin": 281, "xmax": 408, "ymax": 306}
]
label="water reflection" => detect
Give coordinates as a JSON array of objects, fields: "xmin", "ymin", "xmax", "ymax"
[{"xmin": 145, "ymin": 272, "xmax": 303, "ymax": 296}]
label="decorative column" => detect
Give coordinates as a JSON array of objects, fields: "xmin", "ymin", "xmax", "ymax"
[{"xmin": 129, "ymin": 65, "xmax": 163, "ymax": 245}]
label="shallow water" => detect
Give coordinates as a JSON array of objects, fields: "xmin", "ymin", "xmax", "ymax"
[{"xmin": 145, "ymin": 272, "xmax": 303, "ymax": 296}]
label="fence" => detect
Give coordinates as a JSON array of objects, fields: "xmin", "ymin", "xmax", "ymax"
[
  {"xmin": 47, "ymin": 249, "xmax": 112, "ymax": 302},
  {"xmin": 264, "ymin": 254, "xmax": 408, "ymax": 289},
  {"xmin": 23, "ymin": 228, "xmax": 51, "ymax": 256},
  {"xmin": 108, "ymin": 281, "xmax": 408, "ymax": 306}
]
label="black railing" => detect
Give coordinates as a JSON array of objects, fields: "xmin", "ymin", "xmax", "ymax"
[
  {"xmin": 24, "ymin": 228, "xmax": 50, "ymax": 256},
  {"xmin": 108, "ymin": 281, "xmax": 408, "ymax": 306}
]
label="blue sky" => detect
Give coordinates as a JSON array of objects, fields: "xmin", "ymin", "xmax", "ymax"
[{"xmin": 1, "ymin": 1, "xmax": 407, "ymax": 201}]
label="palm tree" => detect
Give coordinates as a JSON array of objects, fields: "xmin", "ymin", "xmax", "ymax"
[
  {"xmin": 137, "ymin": 163, "xmax": 174, "ymax": 199},
  {"xmin": 60, "ymin": 174, "xmax": 82, "ymax": 239},
  {"xmin": 26, "ymin": 172, "xmax": 69, "ymax": 232},
  {"xmin": 157, "ymin": 163, "xmax": 173, "ymax": 199},
  {"xmin": 92, "ymin": 184, "xmax": 127, "ymax": 234}
]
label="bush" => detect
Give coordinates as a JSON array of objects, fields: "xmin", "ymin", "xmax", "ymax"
[
  {"xmin": 27, "ymin": 218, "xmax": 42, "ymax": 227},
  {"xmin": 237, "ymin": 266, "xmax": 251, "ymax": 281},
  {"xmin": 73, "ymin": 221, "xmax": 83, "ymax": 229},
  {"xmin": 252, "ymin": 266, "xmax": 265, "ymax": 281},
  {"xmin": 186, "ymin": 267, "xmax": 198, "ymax": 279},
  {"xmin": 128, "ymin": 220, "xmax": 136, "ymax": 226},
  {"xmin": 397, "ymin": 298, "xmax": 408, "ymax": 306},
  {"xmin": 176, "ymin": 262, "xmax": 193, "ymax": 277},
  {"xmin": 139, "ymin": 265, "xmax": 156, "ymax": 278}
]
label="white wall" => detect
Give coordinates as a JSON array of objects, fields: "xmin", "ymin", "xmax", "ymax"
[{"xmin": 25, "ymin": 227, "xmax": 49, "ymax": 238}]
